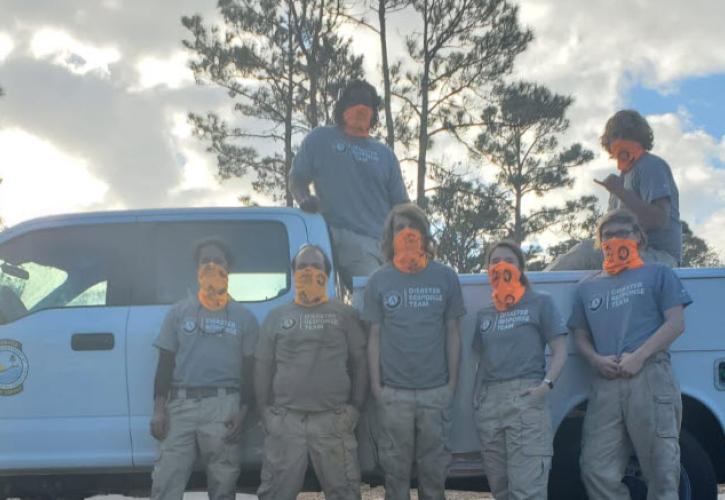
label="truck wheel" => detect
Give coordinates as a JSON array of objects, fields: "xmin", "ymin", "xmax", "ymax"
[{"xmin": 622, "ymin": 429, "xmax": 715, "ymax": 500}]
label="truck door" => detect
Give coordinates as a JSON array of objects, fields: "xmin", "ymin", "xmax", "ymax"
[
  {"xmin": 126, "ymin": 213, "xmax": 307, "ymax": 467},
  {"xmin": 0, "ymin": 222, "xmax": 135, "ymax": 470}
]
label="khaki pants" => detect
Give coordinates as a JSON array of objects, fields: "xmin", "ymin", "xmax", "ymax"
[
  {"xmin": 257, "ymin": 405, "xmax": 362, "ymax": 500},
  {"xmin": 474, "ymin": 379, "xmax": 553, "ymax": 500},
  {"xmin": 151, "ymin": 393, "xmax": 242, "ymax": 500},
  {"xmin": 376, "ymin": 385, "xmax": 452, "ymax": 500},
  {"xmin": 330, "ymin": 226, "xmax": 382, "ymax": 290},
  {"xmin": 580, "ymin": 353, "xmax": 682, "ymax": 500},
  {"xmin": 545, "ymin": 239, "xmax": 677, "ymax": 271}
]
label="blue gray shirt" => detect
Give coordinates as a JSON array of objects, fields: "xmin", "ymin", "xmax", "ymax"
[
  {"xmin": 568, "ymin": 264, "xmax": 692, "ymax": 356},
  {"xmin": 608, "ymin": 152, "xmax": 682, "ymax": 263},
  {"xmin": 473, "ymin": 290, "xmax": 567, "ymax": 383},
  {"xmin": 154, "ymin": 296, "xmax": 259, "ymax": 389},
  {"xmin": 290, "ymin": 126, "xmax": 409, "ymax": 239},
  {"xmin": 362, "ymin": 261, "xmax": 466, "ymax": 389}
]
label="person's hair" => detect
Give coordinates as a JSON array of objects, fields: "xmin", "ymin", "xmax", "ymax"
[
  {"xmin": 484, "ymin": 239, "xmax": 530, "ymax": 287},
  {"xmin": 595, "ymin": 209, "xmax": 648, "ymax": 249},
  {"xmin": 380, "ymin": 203, "xmax": 435, "ymax": 262},
  {"xmin": 333, "ymin": 79, "xmax": 380, "ymax": 128},
  {"xmin": 600, "ymin": 109, "xmax": 654, "ymax": 153},
  {"xmin": 291, "ymin": 244, "xmax": 332, "ymax": 275},
  {"xmin": 193, "ymin": 237, "xmax": 233, "ymax": 267}
]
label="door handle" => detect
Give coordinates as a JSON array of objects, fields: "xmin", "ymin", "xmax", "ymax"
[{"xmin": 71, "ymin": 333, "xmax": 115, "ymax": 351}]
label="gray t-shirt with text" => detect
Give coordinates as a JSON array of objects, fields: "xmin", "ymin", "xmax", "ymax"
[
  {"xmin": 608, "ymin": 152, "xmax": 682, "ymax": 263},
  {"xmin": 154, "ymin": 296, "xmax": 259, "ymax": 389},
  {"xmin": 362, "ymin": 261, "xmax": 466, "ymax": 389},
  {"xmin": 568, "ymin": 264, "xmax": 692, "ymax": 356},
  {"xmin": 473, "ymin": 290, "xmax": 567, "ymax": 383},
  {"xmin": 290, "ymin": 125, "xmax": 409, "ymax": 239}
]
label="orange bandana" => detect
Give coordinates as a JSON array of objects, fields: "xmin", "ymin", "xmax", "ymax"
[
  {"xmin": 343, "ymin": 104, "xmax": 373, "ymax": 137},
  {"xmin": 602, "ymin": 238, "xmax": 644, "ymax": 275},
  {"xmin": 294, "ymin": 267, "xmax": 329, "ymax": 307},
  {"xmin": 393, "ymin": 228, "xmax": 429, "ymax": 274},
  {"xmin": 197, "ymin": 262, "xmax": 230, "ymax": 311},
  {"xmin": 610, "ymin": 139, "xmax": 645, "ymax": 173},
  {"xmin": 488, "ymin": 261, "xmax": 526, "ymax": 312}
]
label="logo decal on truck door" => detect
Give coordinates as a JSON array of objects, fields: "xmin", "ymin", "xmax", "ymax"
[{"xmin": 0, "ymin": 339, "xmax": 29, "ymax": 396}]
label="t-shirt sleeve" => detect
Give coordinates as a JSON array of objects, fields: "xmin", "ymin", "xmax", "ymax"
[
  {"xmin": 637, "ymin": 157, "xmax": 674, "ymax": 204},
  {"xmin": 361, "ymin": 274, "xmax": 383, "ymax": 324},
  {"xmin": 289, "ymin": 131, "xmax": 316, "ymax": 184},
  {"xmin": 153, "ymin": 304, "xmax": 179, "ymax": 352},
  {"xmin": 656, "ymin": 266, "xmax": 693, "ymax": 312},
  {"xmin": 387, "ymin": 152, "xmax": 410, "ymax": 206},
  {"xmin": 539, "ymin": 294, "xmax": 568, "ymax": 342},
  {"xmin": 445, "ymin": 268, "xmax": 467, "ymax": 321},
  {"xmin": 242, "ymin": 312, "xmax": 260, "ymax": 357},
  {"xmin": 567, "ymin": 287, "xmax": 589, "ymax": 332},
  {"xmin": 343, "ymin": 307, "xmax": 367, "ymax": 357},
  {"xmin": 254, "ymin": 312, "xmax": 277, "ymax": 362}
]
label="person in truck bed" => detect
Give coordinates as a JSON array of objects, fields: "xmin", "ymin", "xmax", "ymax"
[
  {"xmin": 363, "ymin": 203, "xmax": 465, "ymax": 500},
  {"xmin": 569, "ymin": 209, "xmax": 692, "ymax": 500},
  {"xmin": 472, "ymin": 240, "xmax": 568, "ymax": 500},
  {"xmin": 255, "ymin": 244, "xmax": 368, "ymax": 500},
  {"xmin": 149, "ymin": 238, "xmax": 259, "ymax": 500}
]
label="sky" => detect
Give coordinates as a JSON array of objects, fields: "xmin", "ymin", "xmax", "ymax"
[{"xmin": 1, "ymin": 0, "xmax": 724, "ymax": 260}]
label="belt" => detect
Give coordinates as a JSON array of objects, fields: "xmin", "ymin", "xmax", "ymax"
[{"xmin": 170, "ymin": 386, "xmax": 239, "ymax": 399}]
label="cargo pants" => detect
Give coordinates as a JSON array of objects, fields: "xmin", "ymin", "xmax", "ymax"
[
  {"xmin": 474, "ymin": 379, "xmax": 553, "ymax": 500},
  {"xmin": 257, "ymin": 405, "xmax": 362, "ymax": 500},
  {"xmin": 376, "ymin": 384, "xmax": 452, "ymax": 500},
  {"xmin": 545, "ymin": 238, "xmax": 677, "ymax": 271},
  {"xmin": 151, "ymin": 392, "xmax": 242, "ymax": 500},
  {"xmin": 580, "ymin": 352, "xmax": 682, "ymax": 500}
]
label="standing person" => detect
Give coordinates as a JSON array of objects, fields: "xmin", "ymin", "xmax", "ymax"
[
  {"xmin": 569, "ymin": 209, "xmax": 692, "ymax": 500},
  {"xmin": 547, "ymin": 109, "xmax": 681, "ymax": 270},
  {"xmin": 255, "ymin": 244, "xmax": 368, "ymax": 500},
  {"xmin": 289, "ymin": 79, "xmax": 409, "ymax": 289},
  {"xmin": 149, "ymin": 238, "xmax": 259, "ymax": 500},
  {"xmin": 363, "ymin": 203, "xmax": 465, "ymax": 500},
  {"xmin": 473, "ymin": 240, "xmax": 568, "ymax": 500}
]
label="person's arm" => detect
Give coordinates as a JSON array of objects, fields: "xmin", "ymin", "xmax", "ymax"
[
  {"xmin": 254, "ymin": 359, "xmax": 274, "ymax": 413},
  {"xmin": 574, "ymin": 328, "xmax": 620, "ymax": 379},
  {"xmin": 446, "ymin": 318, "xmax": 461, "ymax": 392},
  {"xmin": 619, "ymin": 305, "xmax": 685, "ymax": 377},
  {"xmin": 521, "ymin": 336, "xmax": 567, "ymax": 399},
  {"xmin": 345, "ymin": 313, "xmax": 368, "ymax": 409},
  {"xmin": 595, "ymin": 175, "xmax": 670, "ymax": 230},
  {"xmin": 367, "ymin": 323, "xmax": 383, "ymax": 399},
  {"xmin": 150, "ymin": 349, "xmax": 174, "ymax": 440},
  {"xmin": 289, "ymin": 134, "xmax": 320, "ymax": 212}
]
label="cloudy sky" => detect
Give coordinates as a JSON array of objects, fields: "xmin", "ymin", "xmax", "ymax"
[{"xmin": 1, "ymin": 0, "xmax": 724, "ymax": 260}]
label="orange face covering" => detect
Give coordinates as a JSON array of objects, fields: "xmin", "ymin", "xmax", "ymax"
[
  {"xmin": 294, "ymin": 267, "xmax": 329, "ymax": 307},
  {"xmin": 343, "ymin": 104, "xmax": 373, "ymax": 137},
  {"xmin": 198, "ymin": 262, "xmax": 230, "ymax": 311},
  {"xmin": 393, "ymin": 227, "xmax": 429, "ymax": 274},
  {"xmin": 488, "ymin": 261, "xmax": 526, "ymax": 312},
  {"xmin": 610, "ymin": 139, "xmax": 645, "ymax": 173},
  {"xmin": 602, "ymin": 238, "xmax": 644, "ymax": 275}
]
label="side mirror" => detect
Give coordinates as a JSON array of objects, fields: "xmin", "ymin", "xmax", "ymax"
[{"xmin": 1, "ymin": 262, "xmax": 29, "ymax": 280}]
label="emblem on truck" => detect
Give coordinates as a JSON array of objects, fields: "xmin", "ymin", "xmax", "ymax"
[{"xmin": 0, "ymin": 339, "xmax": 29, "ymax": 396}]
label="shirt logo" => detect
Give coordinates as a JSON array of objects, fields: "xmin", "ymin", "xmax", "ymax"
[
  {"xmin": 589, "ymin": 296, "xmax": 604, "ymax": 312},
  {"xmin": 282, "ymin": 318, "xmax": 297, "ymax": 330},
  {"xmin": 182, "ymin": 318, "xmax": 197, "ymax": 334},
  {"xmin": 335, "ymin": 142, "xmax": 346, "ymax": 152},
  {"xmin": 383, "ymin": 291, "xmax": 402, "ymax": 310},
  {"xmin": 480, "ymin": 318, "xmax": 493, "ymax": 333}
]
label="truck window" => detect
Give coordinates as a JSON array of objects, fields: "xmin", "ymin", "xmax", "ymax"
[
  {"xmin": 0, "ymin": 223, "xmax": 134, "ymax": 323},
  {"xmin": 150, "ymin": 220, "xmax": 290, "ymax": 304}
]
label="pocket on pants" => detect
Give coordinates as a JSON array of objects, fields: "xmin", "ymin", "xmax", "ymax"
[
  {"xmin": 521, "ymin": 409, "xmax": 553, "ymax": 457},
  {"xmin": 655, "ymin": 396, "xmax": 679, "ymax": 438}
]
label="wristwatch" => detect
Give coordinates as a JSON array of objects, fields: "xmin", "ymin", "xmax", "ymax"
[{"xmin": 543, "ymin": 378, "xmax": 554, "ymax": 389}]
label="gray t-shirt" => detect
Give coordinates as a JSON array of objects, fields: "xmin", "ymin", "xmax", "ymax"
[
  {"xmin": 473, "ymin": 290, "xmax": 567, "ymax": 383},
  {"xmin": 608, "ymin": 153, "xmax": 682, "ymax": 263},
  {"xmin": 154, "ymin": 296, "xmax": 259, "ymax": 389},
  {"xmin": 362, "ymin": 261, "xmax": 466, "ymax": 389},
  {"xmin": 289, "ymin": 125, "xmax": 409, "ymax": 239},
  {"xmin": 568, "ymin": 264, "xmax": 692, "ymax": 356},
  {"xmin": 255, "ymin": 299, "xmax": 366, "ymax": 412}
]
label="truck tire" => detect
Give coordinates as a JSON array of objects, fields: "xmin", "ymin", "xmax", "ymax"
[{"xmin": 550, "ymin": 424, "xmax": 717, "ymax": 500}]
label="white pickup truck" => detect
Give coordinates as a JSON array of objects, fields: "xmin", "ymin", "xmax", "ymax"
[{"xmin": 0, "ymin": 207, "xmax": 723, "ymax": 500}]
